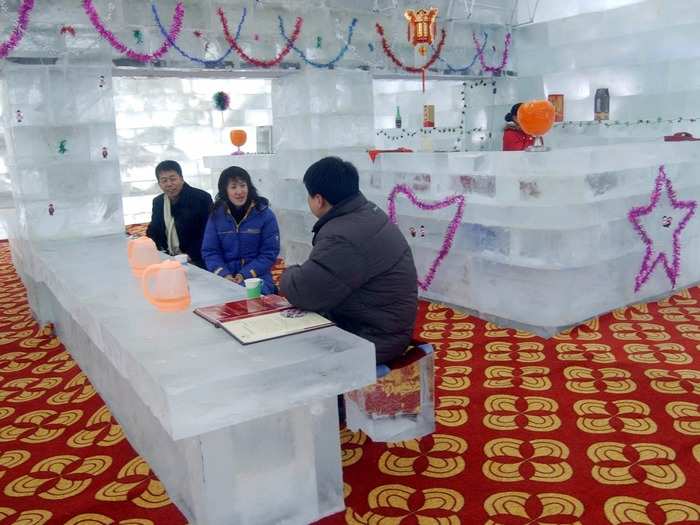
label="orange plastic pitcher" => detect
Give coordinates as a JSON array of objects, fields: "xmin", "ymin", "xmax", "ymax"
[
  {"xmin": 128, "ymin": 237, "xmax": 161, "ymax": 277},
  {"xmin": 141, "ymin": 260, "xmax": 191, "ymax": 312}
]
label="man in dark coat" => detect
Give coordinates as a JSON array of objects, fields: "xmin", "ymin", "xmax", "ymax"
[
  {"xmin": 146, "ymin": 160, "xmax": 213, "ymax": 268},
  {"xmin": 280, "ymin": 157, "xmax": 418, "ymax": 365}
]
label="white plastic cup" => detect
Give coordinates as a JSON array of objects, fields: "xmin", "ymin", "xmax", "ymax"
[{"xmin": 244, "ymin": 278, "xmax": 262, "ymax": 299}]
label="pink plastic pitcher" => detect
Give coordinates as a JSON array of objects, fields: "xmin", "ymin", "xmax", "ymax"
[
  {"xmin": 141, "ymin": 260, "xmax": 191, "ymax": 312},
  {"xmin": 128, "ymin": 237, "xmax": 161, "ymax": 277}
]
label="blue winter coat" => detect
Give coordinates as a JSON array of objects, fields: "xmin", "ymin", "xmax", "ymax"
[{"xmin": 201, "ymin": 198, "xmax": 280, "ymax": 295}]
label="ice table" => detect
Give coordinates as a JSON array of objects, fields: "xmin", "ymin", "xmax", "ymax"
[{"xmin": 9, "ymin": 234, "xmax": 376, "ymax": 525}]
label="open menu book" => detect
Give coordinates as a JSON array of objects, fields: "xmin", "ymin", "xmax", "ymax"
[{"xmin": 194, "ymin": 295, "xmax": 334, "ymax": 345}]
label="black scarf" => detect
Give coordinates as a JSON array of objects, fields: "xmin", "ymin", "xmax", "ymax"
[{"xmin": 228, "ymin": 200, "xmax": 251, "ymax": 225}]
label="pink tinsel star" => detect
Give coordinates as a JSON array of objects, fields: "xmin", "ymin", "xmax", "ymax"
[{"xmin": 628, "ymin": 165, "xmax": 697, "ymax": 292}]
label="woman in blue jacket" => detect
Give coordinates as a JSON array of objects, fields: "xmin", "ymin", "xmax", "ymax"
[{"xmin": 201, "ymin": 166, "xmax": 280, "ymax": 294}]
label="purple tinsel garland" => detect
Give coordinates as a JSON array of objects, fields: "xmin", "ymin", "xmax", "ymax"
[
  {"xmin": 388, "ymin": 184, "xmax": 465, "ymax": 291},
  {"xmin": 472, "ymin": 32, "xmax": 511, "ymax": 75},
  {"xmin": 0, "ymin": 0, "xmax": 35, "ymax": 60},
  {"xmin": 82, "ymin": 0, "xmax": 184, "ymax": 63},
  {"xmin": 628, "ymin": 165, "xmax": 697, "ymax": 292}
]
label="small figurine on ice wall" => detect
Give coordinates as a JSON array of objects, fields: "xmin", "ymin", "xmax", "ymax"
[
  {"xmin": 60, "ymin": 25, "xmax": 76, "ymax": 37},
  {"xmin": 15, "ymin": 110, "xmax": 22, "ymax": 123},
  {"xmin": 193, "ymin": 30, "xmax": 211, "ymax": 54},
  {"xmin": 101, "ymin": 146, "xmax": 109, "ymax": 159},
  {"xmin": 99, "ymin": 75, "xmax": 105, "ymax": 88},
  {"xmin": 662, "ymin": 215, "xmax": 672, "ymax": 228},
  {"xmin": 58, "ymin": 140, "xmax": 68, "ymax": 154},
  {"xmin": 48, "ymin": 203, "xmax": 55, "ymax": 216}
]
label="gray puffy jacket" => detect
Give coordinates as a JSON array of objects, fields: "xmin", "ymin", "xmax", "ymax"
[{"xmin": 281, "ymin": 193, "xmax": 418, "ymax": 364}]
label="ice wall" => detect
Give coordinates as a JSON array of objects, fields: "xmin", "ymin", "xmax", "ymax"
[
  {"xmin": 209, "ymin": 140, "xmax": 700, "ymax": 336},
  {"xmin": 2, "ymin": 63, "xmax": 124, "ymax": 240},
  {"xmin": 516, "ymin": 0, "xmax": 647, "ymax": 24},
  {"xmin": 272, "ymin": 68, "xmax": 374, "ymax": 264},
  {"xmin": 114, "ymin": 76, "xmax": 271, "ymax": 224},
  {"xmin": 6, "ymin": 0, "xmax": 512, "ymax": 73},
  {"xmin": 205, "ymin": 67, "xmax": 375, "ymax": 265},
  {"xmin": 1, "ymin": 0, "xmax": 516, "ymax": 235},
  {"xmin": 510, "ymin": 0, "xmax": 700, "ymax": 148}
]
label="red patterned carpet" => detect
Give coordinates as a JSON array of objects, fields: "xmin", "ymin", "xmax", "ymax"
[
  {"xmin": 324, "ymin": 298, "xmax": 700, "ymax": 524},
  {"xmin": 0, "ymin": 239, "xmax": 187, "ymax": 525},
  {"xmin": 1, "ymin": 228, "xmax": 699, "ymax": 524}
]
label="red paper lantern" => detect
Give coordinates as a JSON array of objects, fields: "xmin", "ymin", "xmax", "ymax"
[{"xmin": 405, "ymin": 7, "xmax": 438, "ymax": 56}]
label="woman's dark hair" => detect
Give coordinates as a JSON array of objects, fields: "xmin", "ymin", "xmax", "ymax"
[
  {"xmin": 504, "ymin": 103, "xmax": 522, "ymax": 123},
  {"xmin": 303, "ymin": 156, "xmax": 359, "ymax": 205},
  {"xmin": 211, "ymin": 166, "xmax": 263, "ymax": 214}
]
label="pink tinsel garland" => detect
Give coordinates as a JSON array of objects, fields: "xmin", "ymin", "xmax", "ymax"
[
  {"xmin": 472, "ymin": 32, "xmax": 511, "ymax": 75},
  {"xmin": 0, "ymin": 0, "xmax": 35, "ymax": 60},
  {"xmin": 628, "ymin": 165, "xmax": 697, "ymax": 292},
  {"xmin": 218, "ymin": 7, "xmax": 302, "ymax": 68},
  {"xmin": 388, "ymin": 184, "xmax": 465, "ymax": 291},
  {"xmin": 82, "ymin": 0, "xmax": 184, "ymax": 62}
]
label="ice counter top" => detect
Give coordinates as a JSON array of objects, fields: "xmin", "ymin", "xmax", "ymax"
[
  {"xmin": 205, "ymin": 141, "xmax": 700, "ymax": 336},
  {"xmin": 9, "ymin": 234, "xmax": 375, "ymax": 441}
]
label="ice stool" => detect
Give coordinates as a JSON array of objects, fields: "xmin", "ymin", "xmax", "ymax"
[{"xmin": 344, "ymin": 341, "xmax": 435, "ymax": 442}]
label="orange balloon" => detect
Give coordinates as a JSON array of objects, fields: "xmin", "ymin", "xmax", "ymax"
[
  {"xmin": 230, "ymin": 129, "xmax": 247, "ymax": 148},
  {"xmin": 517, "ymin": 100, "xmax": 555, "ymax": 137}
]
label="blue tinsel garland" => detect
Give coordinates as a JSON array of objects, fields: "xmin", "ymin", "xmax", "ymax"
[
  {"xmin": 278, "ymin": 16, "xmax": 357, "ymax": 69},
  {"xmin": 151, "ymin": 3, "xmax": 246, "ymax": 67}
]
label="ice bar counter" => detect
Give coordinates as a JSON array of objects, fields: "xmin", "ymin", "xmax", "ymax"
[{"xmin": 207, "ymin": 141, "xmax": 700, "ymax": 336}]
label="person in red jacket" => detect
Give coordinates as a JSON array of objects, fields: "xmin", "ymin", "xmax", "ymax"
[{"xmin": 502, "ymin": 103, "xmax": 534, "ymax": 151}]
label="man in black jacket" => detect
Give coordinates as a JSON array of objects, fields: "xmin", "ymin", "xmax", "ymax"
[
  {"xmin": 280, "ymin": 157, "xmax": 418, "ymax": 365},
  {"xmin": 146, "ymin": 160, "xmax": 213, "ymax": 268}
]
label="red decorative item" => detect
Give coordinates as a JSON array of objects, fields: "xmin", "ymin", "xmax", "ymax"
[
  {"xmin": 404, "ymin": 7, "xmax": 438, "ymax": 56},
  {"xmin": 368, "ymin": 147, "xmax": 413, "ymax": 162},
  {"xmin": 423, "ymin": 104, "xmax": 435, "ymax": 127},
  {"xmin": 346, "ymin": 343, "xmax": 431, "ymax": 417},
  {"xmin": 60, "ymin": 25, "xmax": 76, "ymax": 36},
  {"xmin": 375, "ymin": 22, "xmax": 446, "ymax": 92},
  {"xmin": 664, "ymin": 132, "xmax": 700, "ymax": 142},
  {"xmin": 218, "ymin": 8, "xmax": 302, "ymax": 68},
  {"xmin": 548, "ymin": 94, "xmax": 564, "ymax": 122}
]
